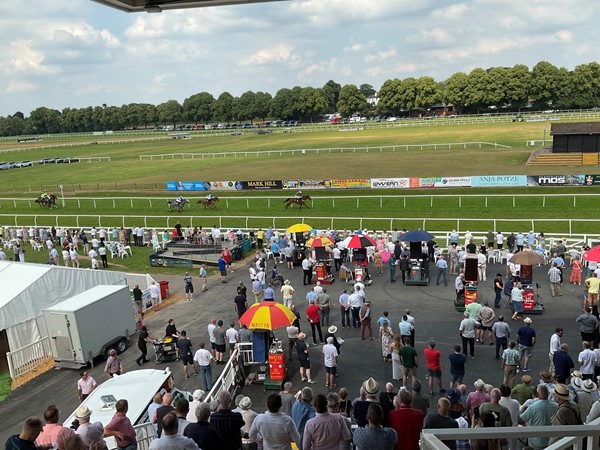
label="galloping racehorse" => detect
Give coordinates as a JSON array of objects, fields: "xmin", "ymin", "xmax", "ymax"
[
  {"xmin": 35, "ymin": 194, "xmax": 57, "ymax": 208},
  {"xmin": 167, "ymin": 198, "xmax": 189, "ymax": 212},
  {"xmin": 197, "ymin": 196, "xmax": 220, "ymax": 209},
  {"xmin": 284, "ymin": 194, "xmax": 312, "ymax": 209}
]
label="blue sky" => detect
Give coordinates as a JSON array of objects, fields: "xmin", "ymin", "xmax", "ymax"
[{"xmin": 0, "ymin": 0, "xmax": 597, "ymax": 116}]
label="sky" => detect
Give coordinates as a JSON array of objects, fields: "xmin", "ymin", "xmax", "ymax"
[{"xmin": 0, "ymin": 0, "xmax": 598, "ymax": 117}]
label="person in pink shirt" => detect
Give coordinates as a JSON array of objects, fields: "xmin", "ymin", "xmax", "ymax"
[
  {"xmin": 36, "ymin": 405, "xmax": 75, "ymax": 450},
  {"xmin": 104, "ymin": 399, "xmax": 137, "ymax": 450}
]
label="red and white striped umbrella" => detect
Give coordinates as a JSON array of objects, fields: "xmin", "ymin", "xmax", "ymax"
[{"xmin": 342, "ymin": 234, "xmax": 376, "ymax": 249}]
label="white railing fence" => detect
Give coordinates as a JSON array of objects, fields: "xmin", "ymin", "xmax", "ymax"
[
  {"xmin": 138, "ymin": 142, "xmax": 510, "ymax": 160},
  {"xmin": 6, "ymin": 337, "xmax": 53, "ymax": 379},
  {"xmin": 1, "ymin": 214, "xmax": 600, "ymax": 236},
  {"xmin": 132, "ymin": 423, "xmax": 155, "ymax": 450},
  {"xmin": 421, "ymin": 418, "xmax": 600, "ymax": 450},
  {"xmin": 204, "ymin": 347, "xmax": 243, "ymax": 404}
]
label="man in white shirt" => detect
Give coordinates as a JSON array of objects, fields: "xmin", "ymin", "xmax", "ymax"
[
  {"xmin": 136, "ymin": 226, "xmax": 144, "ymax": 246},
  {"xmin": 149, "ymin": 412, "xmax": 198, "ymax": 450},
  {"xmin": 249, "ymin": 393, "xmax": 300, "ymax": 450},
  {"xmin": 578, "ymin": 341, "xmax": 597, "ymax": 379},
  {"xmin": 348, "ymin": 291, "xmax": 363, "ymax": 329},
  {"xmin": 322, "ymin": 337, "xmax": 338, "ymax": 388},
  {"xmin": 211, "ymin": 226, "xmax": 221, "ymax": 245},
  {"xmin": 193, "ymin": 342, "xmax": 213, "ymax": 390},
  {"xmin": 207, "ymin": 319, "xmax": 217, "ymax": 357},
  {"xmin": 302, "ymin": 257, "xmax": 313, "ymax": 286},
  {"xmin": 149, "ymin": 281, "xmax": 161, "ymax": 311},
  {"xmin": 549, "ymin": 327, "xmax": 563, "ymax": 376},
  {"xmin": 477, "ymin": 251, "xmax": 487, "ymax": 281},
  {"xmin": 496, "ymin": 232, "xmax": 505, "ymax": 250},
  {"xmin": 225, "ymin": 322, "xmax": 239, "ymax": 357}
]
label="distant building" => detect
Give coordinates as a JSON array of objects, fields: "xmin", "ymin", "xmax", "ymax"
[{"xmin": 367, "ymin": 95, "xmax": 379, "ymax": 106}]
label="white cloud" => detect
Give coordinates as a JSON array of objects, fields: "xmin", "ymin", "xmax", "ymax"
[
  {"xmin": 431, "ymin": 3, "xmax": 468, "ymax": 20},
  {"xmin": 5, "ymin": 40, "xmax": 59, "ymax": 75},
  {"xmin": 364, "ymin": 47, "xmax": 397, "ymax": 63},
  {"xmin": 5, "ymin": 80, "xmax": 38, "ymax": 93},
  {"xmin": 240, "ymin": 44, "xmax": 301, "ymax": 67},
  {"xmin": 344, "ymin": 43, "xmax": 364, "ymax": 52},
  {"xmin": 408, "ymin": 27, "xmax": 454, "ymax": 45}
]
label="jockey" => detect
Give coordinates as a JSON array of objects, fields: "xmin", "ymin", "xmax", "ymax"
[
  {"xmin": 41, "ymin": 193, "xmax": 49, "ymax": 200},
  {"xmin": 206, "ymin": 193, "xmax": 215, "ymax": 201},
  {"xmin": 176, "ymin": 195, "xmax": 185, "ymax": 205},
  {"xmin": 295, "ymin": 190, "xmax": 303, "ymax": 202}
]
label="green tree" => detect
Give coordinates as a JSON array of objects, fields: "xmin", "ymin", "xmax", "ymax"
[
  {"xmin": 157, "ymin": 100, "xmax": 183, "ymax": 128},
  {"xmin": 442, "ymin": 72, "xmax": 469, "ymax": 113},
  {"xmin": 377, "ymin": 78, "xmax": 403, "ymax": 114},
  {"xmin": 0, "ymin": 115, "xmax": 25, "ymax": 136},
  {"xmin": 28, "ymin": 107, "xmax": 61, "ymax": 134},
  {"xmin": 464, "ymin": 68, "xmax": 491, "ymax": 113},
  {"xmin": 397, "ymin": 77, "xmax": 418, "ymax": 110},
  {"xmin": 269, "ymin": 88, "xmax": 296, "ymax": 119},
  {"xmin": 211, "ymin": 92, "xmax": 235, "ymax": 124},
  {"xmin": 359, "ymin": 83, "xmax": 376, "ymax": 97},
  {"xmin": 297, "ymin": 87, "xmax": 328, "ymax": 121},
  {"xmin": 414, "ymin": 76, "xmax": 441, "ymax": 109},
  {"xmin": 530, "ymin": 61, "xmax": 568, "ymax": 109},
  {"xmin": 182, "ymin": 92, "xmax": 214, "ymax": 124},
  {"xmin": 486, "ymin": 67, "xmax": 508, "ymax": 109},
  {"xmin": 337, "ymin": 84, "xmax": 368, "ymax": 116},
  {"xmin": 236, "ymin": 91, "xmax": 257, "ymax": 122},
  {"xmin": 505, "ymin": 64, "xmax": 531, "ymax": 110},
  {"xmin": 322, "ymin": 80, "xmax": 342, "ymax": 113},
  {"xmin": 254, "ymin": 91, "xmax": 272, "ymax": 120},
  {"xmin": 569, "ymin": 62, "xmax": 600, "ymax": 109}
]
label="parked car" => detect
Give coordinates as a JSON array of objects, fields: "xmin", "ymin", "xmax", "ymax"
[
  {"xmin": 56, "ymin": 157, "xmax": 80, "ymax": 164},
  {"xmin": 39, "ymin": 158, "xmax": 58, "ymax": 165},
  {"xmin": 14, "ymin": 161, "xmax": 32, "ymax": 168},
  {"xmin": 0, "ymin": 162, "xmax": 10, "ymax": 170},
  {"xmin": 386, "ymin": 117, "xmax": 399, "ymax": 122}
]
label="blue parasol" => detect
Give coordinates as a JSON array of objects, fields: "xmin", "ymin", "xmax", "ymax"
[{"xmin": 399, "ymin": 230, "xmax": 435, "ymax": 242}]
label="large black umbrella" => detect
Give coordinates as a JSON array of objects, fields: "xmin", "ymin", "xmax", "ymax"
[{"xmin": 399, "ymin": 230, "xmax": 435, "ymax": 242}]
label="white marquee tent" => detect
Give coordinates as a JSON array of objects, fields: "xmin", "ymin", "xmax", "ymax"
[{"xmin": 0, "ymin": 261, "xmax": 127, "ymax": 352}]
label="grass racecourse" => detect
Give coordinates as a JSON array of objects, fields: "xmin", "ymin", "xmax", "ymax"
[{"xmin": 1, "ymin": 118, "xmax": 600, "ymax": 274}]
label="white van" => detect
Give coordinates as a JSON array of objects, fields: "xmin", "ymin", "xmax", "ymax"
[{"xmin": 63, "ymin": 368, "xmax": 189, "ymax": 449}]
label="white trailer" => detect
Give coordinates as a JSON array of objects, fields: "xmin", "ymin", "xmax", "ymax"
[{"xmin": 43, "ymin": 285, "xmax": 135, "ymax": 368}]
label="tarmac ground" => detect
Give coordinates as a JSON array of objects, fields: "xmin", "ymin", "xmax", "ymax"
[{"xmin": 0, "ymin": 254, "xmax": 586, "ymax": 440}]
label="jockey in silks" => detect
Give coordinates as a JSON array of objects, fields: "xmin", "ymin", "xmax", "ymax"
[
  {"xmin": 41, "ymin": 193, "xmax": 50, "ymax": 200},
  {"xmin": 206, "ymin": 193, "xmax": 215, "ymax": 201},
  {"xmin": 176, "ymin": 195, "xmax": 185, "ymax": 206},
  {"xmin": 295, "ymin": 190, "xmax": 303, "ymax": 203}
]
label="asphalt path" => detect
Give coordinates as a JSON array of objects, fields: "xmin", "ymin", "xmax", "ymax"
[{"xmin": 0, "ymin": 257, "xmax": 585, "ymax": 440}]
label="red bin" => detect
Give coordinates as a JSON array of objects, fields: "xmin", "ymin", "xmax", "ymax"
[
  {"xmin": 268, "ymin": 353, "xmax": 286, "ymax": 381},
  {"xmin": 159, "ymin": 280, "xmax": 170, "ymax": 299}
]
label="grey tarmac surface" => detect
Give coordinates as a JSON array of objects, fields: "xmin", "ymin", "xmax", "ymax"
[{"xmin": 0, "ymin": 256, "xmax": 585, "ymax": 440}]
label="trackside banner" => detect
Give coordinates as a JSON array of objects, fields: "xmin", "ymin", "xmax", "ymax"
[
  {"xmin": 167, "ymin": 174, "xmax": 594, "ymax": 190},
  {"xmin": 471, "ymin": 175, "xmax": 527, "ymax": 187},
  {"xmin": 283, "ymin": 180, "xmax": 328, "ymax": 189},
  {"xmin": 326, "ymin": 179, "xmax": 371, "ymax": 189},
  {"xmin": 527, "ymin": 175, "xmax": 585, "ymax": 186},
  {"xmin": 370, "ymin": 178, "xmax": 410, "ymax": 189}
]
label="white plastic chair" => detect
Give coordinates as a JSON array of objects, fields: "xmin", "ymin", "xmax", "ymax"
[
  {"xmin": 487, "ymin": 250, "xmax": 498, "ymax": 264},
  {"xmin": 434, "ymin": 248, "xmax": 444, "ymax": 263},
  {"xmin": 109, "ymin": 244, "xmax": 119, "ymax": 258}
]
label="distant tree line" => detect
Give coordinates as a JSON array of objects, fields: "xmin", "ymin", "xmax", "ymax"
[{"xmin": 1, "ymin": 60, "xmax": 599, "ymax": 136}]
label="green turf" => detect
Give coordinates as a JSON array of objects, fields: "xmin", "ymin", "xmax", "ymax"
[
  {"xmin": 0, "ymin": 371, "xmax": 12, "ymax": 402},
  {"xmin": 0, "ymin": 119, "xmax": 592, "ymax": 192}
]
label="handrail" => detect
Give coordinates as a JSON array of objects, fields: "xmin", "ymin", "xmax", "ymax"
[
  {"xmin": 1, "ymin": 214, "xmax": 600, "ymax": 235},
  {"xmin": 204, "ymin": 347, "xmax": 243, "ymax": 404},
  {"xmin": 421, "ymin": 418, "xmax": 600, "ymax": 450}
]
